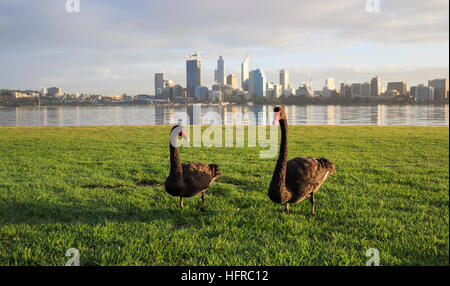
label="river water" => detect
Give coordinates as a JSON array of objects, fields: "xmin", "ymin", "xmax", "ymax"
[{"xmin": 0, "ymin": 104, "xmax": 448, "ymax": 126}]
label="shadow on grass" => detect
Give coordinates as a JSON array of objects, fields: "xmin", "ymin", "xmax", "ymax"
[{"xmin": 0, "ymin": 199, "xmax": 220, "ymax": 228}]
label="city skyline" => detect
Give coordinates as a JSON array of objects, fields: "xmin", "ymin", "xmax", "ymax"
[{"xmin": 0, "ymin": 0, "xmax": 448, "ymax": 94}]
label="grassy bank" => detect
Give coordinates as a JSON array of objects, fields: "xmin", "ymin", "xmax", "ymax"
[{"xmin": 0, "ymin": 126, "xmax": 448, "ymax": 266}]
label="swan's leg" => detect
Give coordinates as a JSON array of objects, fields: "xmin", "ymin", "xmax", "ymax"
[
  {"xmin": 285, "ymin": 203, "xmax": 290, "ymax": 213},
  {"xmin": 310, "ymin": 193, "xmax": 315, "ymax": 216},
  {"xmin": 201, "ymin": 192, "xmax": 206, "ymax": 212},
  {"xmin": 180, "ymin": 197, "xmax": 184, "ymax": 209}
]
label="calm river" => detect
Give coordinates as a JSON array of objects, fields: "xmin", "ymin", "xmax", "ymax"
[{"xmin": 0, "ymin": 104, "xmax": 448, "ymax": 126}]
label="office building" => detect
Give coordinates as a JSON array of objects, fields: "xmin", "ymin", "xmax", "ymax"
[
  {"xmin": 186, "ymin": 53, "xmax": 202, "ymax": 98},
  {"xmin": 280, "ymin": 69, "xmax": 290, "ymax": 90},
  {"xmin": 387, "ymin": 82, "xmax": 407, "ymax": 96},
  {"xmin": 415, "ymin": 84, "xmax": 435, "ymax": 102},
  {"xmin": 340, "ymin": 83, "xmax": 351, "ymax": 98},
  {"xmin": 216, "ymin": 56, "xmax": 225, "ymax": 85},
  {"xmin": 370, "ymin": 76, "xmax": 381, "ymax": 97},
  {"xmin": 155, "ymin": 73, "xmax": 165, "ymax": 96},
  {"xmin": 47, "ymin": 87, "xmax": 63, "ymax": 97},
  {"xmin": 194, "ymin": 86, "xmax": 208, "ymax": 102},
  {"xmin": 241, "ymin": 54, "xmax": 249, "ymax": 90},
  {"xmin": 428, "ymin": 78, "xmax": 449, "ymax": 99},
  {"xmin": 351, "ymin": 83, "xmax": 362, "ymax": 98},
  {"xmin": 323, "ymin": 77, "xmax": 335, "ymax": 98},
  {"xmin": 361, "ymin": 82, "xmax": 371, "ymax": 97},
  {"xmin": 226, "ymin": 74, "xmax": 238, "ymax": 90},
  {"xmin": 249, "ymin": 69, "xmax": 266, "ymax": 98}
]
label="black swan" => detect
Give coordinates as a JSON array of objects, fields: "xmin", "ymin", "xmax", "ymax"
[
  {"xmin": 268, "ymin": 107, "xmax": 336, "ymax": 215},
  {"xmin": 164, "ymin": 125, "xmax": 221, "ymax": 211}
]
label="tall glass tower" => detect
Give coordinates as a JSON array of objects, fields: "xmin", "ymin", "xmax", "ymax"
[
  {"xmin": 241, "ymin": 54, "xmax": 249, "ymax": 90},
  {"xmin": 249, "ymin": 69, "xmax": 266, "ymax": 98},
  {"xmin": 186, "ymin": 53, "xmax": 202, "ymax": 98}
]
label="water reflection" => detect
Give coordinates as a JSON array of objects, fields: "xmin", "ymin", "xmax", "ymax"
[{"xmin": 0, "ymin": 104, "xmax": 448, "ymax": 127}]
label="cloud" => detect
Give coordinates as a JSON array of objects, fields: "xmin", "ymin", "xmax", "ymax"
[{"xmin": 0, "ymin": 0, "xmax": 448, "ymax": 94}]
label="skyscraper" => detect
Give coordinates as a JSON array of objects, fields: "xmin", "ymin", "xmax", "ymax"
[
  {"xmin": 249, "ymin": 69, "xmax": 266, "ymax": 98},
  {"xmin": 415, "ymin": 84, "xmax": 435, "ymax": 102},
  {"xmin": 323, "ymin": 77, "xmax": 335, "ymax": 98},
  {"xmin": 155, "ymin": 73, "xmax": 165, "ymax": 96},
  {"xmin": 227, "ymin": 74, "xmax": 238, "ymax": 90},
  {"xmin": 361, "ymin": 82, "xmax": 371, "ymax": 97},
  {"xmin": 280, "ymin": 69, "xmax": 290, "ymax": 90},
  {"xmin": 186, "ymin": 53, "xmax": 202, "ymax": 98},
  {"xmin": 387, "ymin": 82, "xmax": 407, "ymax": 96},
  {"xmin": 241, "ymin": 54, "xmax": 249, "ymax": 90},
  {"xmin": 351, "ymin": 83, "xmax": 362, "ymax": 98},
  {"xmin": 217, "ymin": 56, "xmax": 225, "ymax": 86},
  {"xmin": 428, "ymin": 78, "xmax": 449, "ymax": 99},
  {"xmin": 370, "ymin": 76, "xmax": 381, "ymax": 97}
]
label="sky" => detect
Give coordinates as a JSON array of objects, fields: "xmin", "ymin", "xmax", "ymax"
[{"xmin": 0, "ymin": 0, "xmax": 448, "ymax": 95}]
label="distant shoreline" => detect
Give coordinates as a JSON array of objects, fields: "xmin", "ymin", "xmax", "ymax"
[{"xmin": 0, "ymin": 102, "xmax": 449, "ymax": 108}]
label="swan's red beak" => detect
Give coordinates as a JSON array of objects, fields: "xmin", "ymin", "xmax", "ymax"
[
  {"xmin": 272, "ymin": 111, "xmax": 281, "ymax": 125},
  {"xmin": 181, "ymin": 130, "xmax": 189, "ymax": 141}
]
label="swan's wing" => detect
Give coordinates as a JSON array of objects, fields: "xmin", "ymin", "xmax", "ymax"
[
  {"xmin": 182, "ymin": 162, "xmax": 216, "ymax": 191},
  {"xmin": 286, "ymin": 157, "xmax": 334, "ymax": 186}
]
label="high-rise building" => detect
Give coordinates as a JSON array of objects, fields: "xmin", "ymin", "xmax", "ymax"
[
  {"xmin": 361, "ymin": 82, "xmax": 371, "ymax": 97},
  {"xmin": 273, "ymin": 84, "xmax": 282, "ymax": 98},
  {"xmin": 155, "ymin": 73, "xmax": 165, "ymax": 96},
  {"xmin": 415, "ymin": 84, "xmax": 435, "ymax": 102},
  {"xmin": 351, "ymin": 83, "xmax": 362, "ymax": 98},
  {"xmin": 47, "ymin": 87, "xmax": 63, "ymax": 97},
  {"xmin": 226, "ymin": 74, "xmax": 238, "ymax": 90},
  {"xmin": 241, "ymin": 54, "xmax": 249, "ymax": 90},
  {"xmin": 428, "ymin": 78, "xmax": 449, "ymax": 99},
  {"xmin": 387, "ymin": 82, "xmax": 407, "ymax": 96},
  {"xmin": 323, "ymin": 77, "xmax": 335, "ymax": 98},
  {"xmin": 340, "ymin": 83, "xmax": 351, "ymax": 98},
  {"xmin": 194, "ymin": 86, "xmax": 208, "ymax": 102},
  {"xmin": 280, "ymin": 69, "xmax": 290, "ymax": 90},
  {"xmin": 186, "ymin": 53, "xmax": 202, "ymax": 98},
  {"xmin": 216, "ymin": 56, "xmax": 225, "ymax": 86},
  {"xmin": 370, "ymin": 76, "xmax": 381, "ymax": 97},
  {"xmin": 249, "ymin": 69, "xmax": 266, "ymax": 98}
]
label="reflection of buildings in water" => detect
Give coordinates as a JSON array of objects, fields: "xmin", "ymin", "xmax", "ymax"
[
  {"xmin": 146, "ymin": 106, "xmax": 156, "ymax": 126},
  {"xmin": 404, "ymin": 105, "xmax": 412, "ymax": 126},
  {"xmin": 167, "ymin": 107, "xmax": 175, "ymax": 125},
  {"xmin": 114, "ymin": 106, "xmax": 120, "ymax": 125},
  {"xmin": 377, "ymin": 105, "xmax": 386, "ymax": 126},
  {"xmin": 155, "ymin": 105, "xmax": 165, "ymax": 125},
  {"xmin": 445, "ymin": 104, "xmax": 449, "ymax": 126},
  {"xmin": 292, "ymin": 105, "xmax": 306, "ymax": 125},
  {"xmin": 58, "ymin": 107, "xmax": 63, "ymax": 126},
  {"xmin": 43, "ymin": 107, "xmax": 48, "ymax": 126},
  {"xmin": 305, "ymin": 105, "xmax": 313, "ymax": 125},
  {"xmin": 369, "ymin": 105, "xmax": 378, "ymax": 125},
  {"xmin": 75, "ymin": 106, "xmax": 80, "ymax": 126},
  {"xmin": 15, "ymin": 107, "xmax": 19, "ymax": 126},
  {"xmin": 326, "ymin": 105, "xmax": 336, "ymax": 125},
  {"xmin": 251, "ymin": 105, "xmax": 263, "ymax": 125},
  {"xmin": 285, "ymin": 105, "xmax": 293, "ymax": 124}
]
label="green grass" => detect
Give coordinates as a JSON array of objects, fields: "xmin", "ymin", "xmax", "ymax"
[{"xmin": 0, "ymin": 125, "xmax": 448, "ymax": 266}]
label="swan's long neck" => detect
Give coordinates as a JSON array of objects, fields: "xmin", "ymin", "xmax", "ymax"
[
  {"xmin": 169, "ymin": 137, "xmax": 183, "ymax": 178},
  {"xmin": 269, "ymin": 118, "xmax": 289, "ymax": 202}
]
